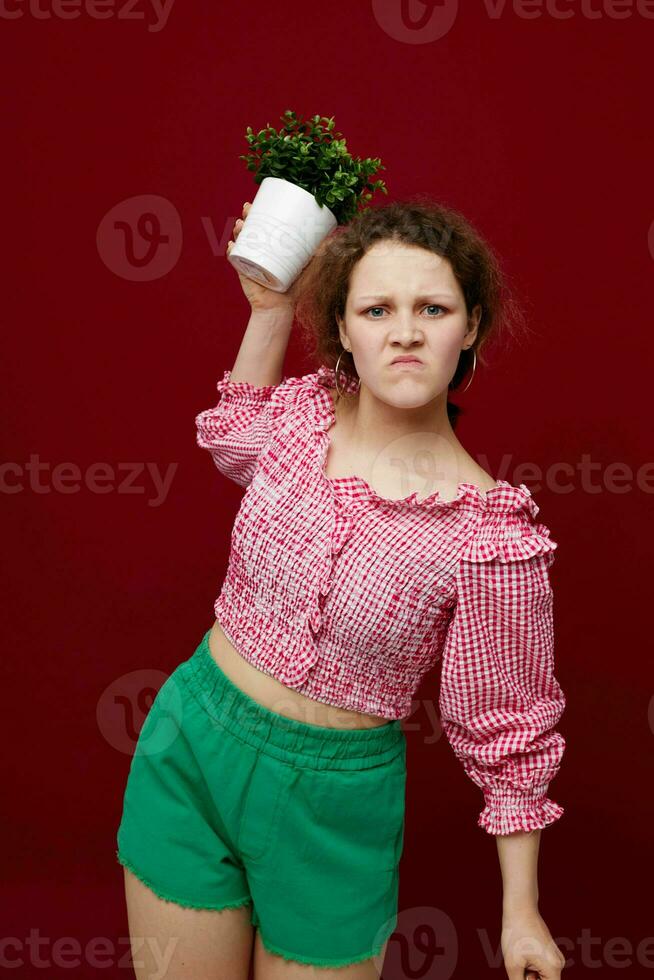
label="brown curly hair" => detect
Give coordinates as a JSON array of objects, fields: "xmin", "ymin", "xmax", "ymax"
[{"xmin": 295, "ymin": 194, "xmax": 528, "ymax": 428}]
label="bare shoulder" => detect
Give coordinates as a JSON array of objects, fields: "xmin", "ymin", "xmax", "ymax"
[
  {"xmin": 463, "ymin": 463, "xmax": 499, "ymax": 492},
  {"xmin": 453, "ymin": 453, "xmax": 499, "ymax": 493}
]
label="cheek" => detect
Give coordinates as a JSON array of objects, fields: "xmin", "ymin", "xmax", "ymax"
[
  {"xmin": 436, "ymin": 328, "xmax": 467, "ymax": 364},
  {"xmin": 349, "ymin": 330, "xmax": 382, "ymax": 367}
]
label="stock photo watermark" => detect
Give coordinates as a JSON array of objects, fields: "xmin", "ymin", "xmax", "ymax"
[
  {"xmin": 98, "ymin": 661, "xmax": 451, "ymax": 756},
  {"xmin": 372, "ymin": 0, "xmax": 654, "ymax": 44},
  {"xmin": 4, "ymin": 452, "xmax": 654, "ymax": 507},
  {"xmin": 0, "ymin": 456, "xmax": 177, "ymax": 507},
  {"xmin": 0, "ymin": 0, "xmax": 175, "ymax": 31},
  {"xmin": 378, "ymin": 906, "xmax": 654, "ymax": 975},
  {"xmin": 3, "ymin": 916, "xmax": 652, "ymax": 975},
  {"xmin": 97, "ymin": 194, "xmax": 654, "ymax": 286},
  {"xmin": 0, "ymin": 930, "xmax": 178, "ymax": 977},
  {"xmin": 97, "ymin": 193, "xmax": 339, "ymax": 282},
  {"xmin": 97, "ymin": 667, "xmax": 182, "ymax": 755}
]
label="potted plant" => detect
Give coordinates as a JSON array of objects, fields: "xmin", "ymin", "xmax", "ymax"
[{"xmin": 227, "ymin": 108, "xmax": 388, "ymax": 292}]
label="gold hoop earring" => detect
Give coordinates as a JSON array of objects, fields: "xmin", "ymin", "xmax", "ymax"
[
  {"xmin": 334, "ymin": 347, "xmax": 350, "ymax": 398},
  {"xmin": 460, "ymin": 347, "xmax": 477, "ymax": 393}
]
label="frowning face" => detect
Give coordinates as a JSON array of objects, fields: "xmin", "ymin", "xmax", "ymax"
[{"xmin": 336, "ymin": 240, "xmax": 480, "ymax": 411}]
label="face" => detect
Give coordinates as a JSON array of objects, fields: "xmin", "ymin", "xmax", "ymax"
[{"xmin": 336, "ymin": 240, "xmax": 481, "ymax": 411}]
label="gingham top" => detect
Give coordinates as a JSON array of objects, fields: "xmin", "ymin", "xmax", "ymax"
[{"xmin": 195, "ymin": 365, "xmax": 566, "ymax": 835}]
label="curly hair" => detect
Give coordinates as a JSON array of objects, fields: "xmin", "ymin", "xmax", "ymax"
[{"xmin": 294, "ymin": 194, "xmax": 528, "ymax": 428}]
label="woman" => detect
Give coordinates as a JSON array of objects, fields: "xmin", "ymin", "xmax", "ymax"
[{"xmin": 116, "ymin": 198, "xmax": 568, "ymax": 979}]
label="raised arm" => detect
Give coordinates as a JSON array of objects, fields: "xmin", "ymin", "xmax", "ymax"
[
  {"xmin": 225, "ymin": 202, "xmax": 297, "ymax": 386},
  {"xmin": 194, "ymin": 205, "xmax": 322, "ymax": 486},
  {"xmin": 224, "ymin": 200, "xmax": 327, "ymax": 386}
]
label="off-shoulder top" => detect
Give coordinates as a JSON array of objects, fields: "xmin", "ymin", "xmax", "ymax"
[{"xmin": 194, "ymin": 364, "xmax": 567, "ymax": 835}]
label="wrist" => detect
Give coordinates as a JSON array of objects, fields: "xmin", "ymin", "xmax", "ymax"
[
  {"xmin": 249, "ymin": 304, "xmax": 294, "ymax": 324},
  {"xmin": 502, "ymin": 899, "xmax": 540, "ymax": 919}
]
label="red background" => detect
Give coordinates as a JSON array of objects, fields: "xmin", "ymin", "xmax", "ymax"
[{"xmin": 3, "ymin": 1, "xmax": 653, "ymax": 976}]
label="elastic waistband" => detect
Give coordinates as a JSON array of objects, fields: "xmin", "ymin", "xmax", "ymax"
[{"xmin": 179, "ymin": 630, "xmax": 405, "ymax": 771}]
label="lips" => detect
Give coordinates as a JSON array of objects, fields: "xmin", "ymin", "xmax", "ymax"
[{"xmin": 391, "ymin": 357, "xmax": 423, "ymax": 364}]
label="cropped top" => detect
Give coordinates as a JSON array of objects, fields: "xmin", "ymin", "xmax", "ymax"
[{"xmin": 195, "ymin": 364, "xmax": 567, "ymax": 835}]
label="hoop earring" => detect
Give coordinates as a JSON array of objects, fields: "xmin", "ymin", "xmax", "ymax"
[
  {"xmin": 460, "ymin": 347, "xmax": 477, "ymax": 393},
  {"xmin": 334, "ymin": 347, "xmax": 350, "ymax": 398}
]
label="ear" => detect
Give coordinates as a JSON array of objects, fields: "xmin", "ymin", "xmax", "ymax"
[
  {"xmin": 464, "ymin": 304, "xmax": 482, "ymax": 347},
  {"xmin": 336, "ymin": 314, "xmax": 348, "ymax": 349}
]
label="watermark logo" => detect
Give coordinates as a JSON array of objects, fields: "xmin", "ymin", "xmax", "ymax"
[
  {"xmin": 97, "ymin": 194, "xmax": 182, "ymax": 281},
  {"xmin": 0, "ymin": 929, "xmax": 178, "ymax": 977},
  {"xmin": 0, "ymin": 455, "xmax": 178, "ymax": 507},
  {"xmin": 374, "ymin": 905, "xmax": 459, "ymax": 978},
  {"xmin": 372, "ymin": 0, "xmax": 459, "ymax": 43},
  {"xmin": 372, "ymin": 0, "xmax": 654, "ymax": 42},
  {"xmin": 97, "ymin": 669, "xmax": 182, "ymax": 755},
  {"xmin": 0, "ymin": 0, "xmax": 176, "ymax": 32}
]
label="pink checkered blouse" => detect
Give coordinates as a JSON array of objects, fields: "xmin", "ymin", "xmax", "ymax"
[{"xmin": 195, "ymin": 364, "xmax": 566, "ymax": 835}]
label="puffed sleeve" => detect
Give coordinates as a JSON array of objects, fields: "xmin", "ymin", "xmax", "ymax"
[
  {"xmin": 438, "ymin": 511, "xmax": 566, "ymax": 835},
  {"xmin": 194, "ymin": 370, "xmax": 307, "ymax": 488}
]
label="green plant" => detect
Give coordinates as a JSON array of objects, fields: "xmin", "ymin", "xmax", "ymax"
[{"xmin": 239, "ymin": 109, "xmax": 388, "ymax": 225}]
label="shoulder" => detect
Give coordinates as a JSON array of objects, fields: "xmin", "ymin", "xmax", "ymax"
[
  {"xmin": 214, "ymin": 368, "xmax": 326, "ymax": 416},
  {"xmin": 459, "ymin": 483, "xmax": 559, "ymax": 567},
  {"xmin": 267, "ymin": 367, "xmax": 333, "ymax": 422}
]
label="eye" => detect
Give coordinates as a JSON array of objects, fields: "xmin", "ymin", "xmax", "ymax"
[{"xmin": 363, "ymin": 305, "xmax": 447, "ymax": 318}]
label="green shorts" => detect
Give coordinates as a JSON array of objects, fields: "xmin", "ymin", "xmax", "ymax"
[{"xmin": 116, "ymin": 628, "xmax": 407, "ymax": 969}]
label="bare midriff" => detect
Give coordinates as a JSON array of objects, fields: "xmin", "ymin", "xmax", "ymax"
[{"xmin": 207, "ymin": 619, "xmax": 392, "ymax": 730}]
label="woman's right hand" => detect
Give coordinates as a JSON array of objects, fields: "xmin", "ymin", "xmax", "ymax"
[{"xmin": 227, "ymin": 202, "xmax": 325, "ymax": 315}]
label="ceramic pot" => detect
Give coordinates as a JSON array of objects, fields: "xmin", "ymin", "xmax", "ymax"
[{"xmin": 227, "ymin": 177, "xmax": 337, "ymax": 292}]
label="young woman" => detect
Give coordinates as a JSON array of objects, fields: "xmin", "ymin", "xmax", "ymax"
[{"xmin": 116, "ymin": 198, "xmax": 567, "ymax": 980}]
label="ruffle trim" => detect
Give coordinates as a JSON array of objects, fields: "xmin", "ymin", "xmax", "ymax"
[
  {"xmin": 478, "ymin": 798, "xmax": 564, "ymax": 836},
  {"xmin": 460, "ymin": 520, "xmax": 558, "ymax": 564},
  {"xmin": 216, "ymin": 369, "xmax": 278, "ymax": 402},
  {"xmin": 216, "ymin": 369, "xmax": 312, "ymax": 408}
]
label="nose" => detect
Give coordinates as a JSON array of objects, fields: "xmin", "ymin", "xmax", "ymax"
[{"xmin": 392, "ymin": 317, "xmax": 422, "ymax": 342}]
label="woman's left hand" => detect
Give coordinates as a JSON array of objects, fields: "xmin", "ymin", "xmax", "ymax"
[{"xmin": 501, "ymin": 908, "xmax": 566, "ymax": 979}]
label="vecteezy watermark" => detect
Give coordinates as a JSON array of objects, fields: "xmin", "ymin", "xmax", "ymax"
[
  {"xmin": 97, "ymin": 668, "xmax": 182, "ymax": 755},
  {"xmin": 0, "ymin": 0, "xmax": 175, "ymax": 32},
  {"xmin": 372, "ymin": 0, "xmax": 654, "ymax": 44},
  {"xmin": 0, "ymin": 455, "xmax": 178, "ymax": 507},
  {"xmin": 0, "ymin": 930, "xmax": 179, "ymax": 977},
  {"xmin": 375, "ymin": 906, "xmax": 459, "ymax": 977},
  {"xmin": 363, "ymin": 439, "xmax": 654, "ymax": 501},
  {"xmin": 97, "ymin": 195, "xmax": 183, "ymax": 280},
  {"xmin": 101, "ymin": 197, "xmax": 457, "ymax": 283},
  {"xmin": 373, "ymin": 906, "xmax": 654, "ymax": 977},
  {"xmin": 476, "ymin": 454, "xmax": 654, "ymax": 496}
]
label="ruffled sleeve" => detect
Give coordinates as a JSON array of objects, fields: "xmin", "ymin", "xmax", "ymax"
[
  {"xmin": 438, "ymin": 506, "xmax": 566, "ymax": 835},
  {"xmin": 194, "ymin": 370, "xmax": 309, "ymax": 488}
]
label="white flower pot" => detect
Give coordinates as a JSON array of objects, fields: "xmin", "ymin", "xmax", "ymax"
[{"xmin": 227, "ymin": 176, "xmax": 338, "ymax": 293}]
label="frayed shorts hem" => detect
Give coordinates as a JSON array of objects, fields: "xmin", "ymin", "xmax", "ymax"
[
  {"xmin": 256, "ymin": 914, "xmax": 397, "ymax": 969},
  {"xmin": 118, "ymin": 846, "xmax": 395, "ymax": 968},
  {"xmin": 116, "ymin": 849, "xmax": 253, "ymax": 913}
]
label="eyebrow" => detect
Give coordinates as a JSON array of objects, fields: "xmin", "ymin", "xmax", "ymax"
[{"xmin": 355, "ymin": 294, "xmax": 457, "ymax": 303}]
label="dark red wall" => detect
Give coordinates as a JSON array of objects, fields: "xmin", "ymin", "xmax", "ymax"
[{"xmin": 3, "ymin": 1, "xmax": 652, "ymax": 976}]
